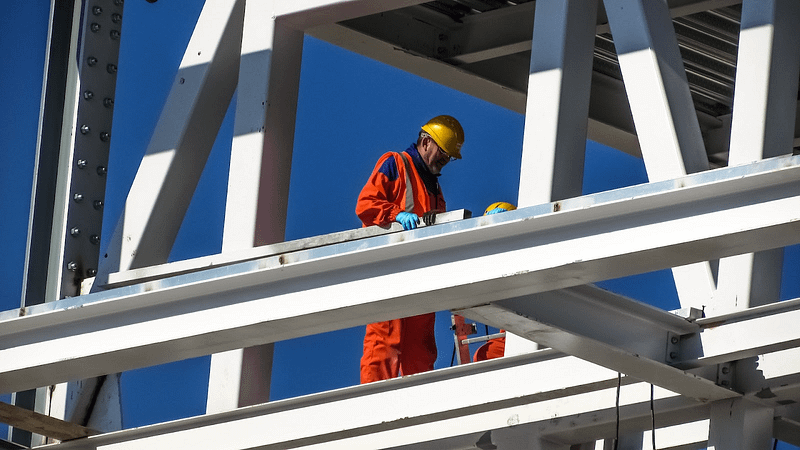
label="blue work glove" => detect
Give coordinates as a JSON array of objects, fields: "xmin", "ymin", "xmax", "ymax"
[
  {"xmin": 485, "ymin": 207, "xmax": 508, "ymax": 215},
  {"xmin": 396, "ymin": 212, "xmax": 420, "ymax": 230}
]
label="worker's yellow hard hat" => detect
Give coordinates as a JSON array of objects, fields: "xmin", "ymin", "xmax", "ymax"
[
  {"xmin": 421, "ymin": 115, "xmax": 464, "ymax": 159},
  {"xmin": 484, "ymin": 202, "xmax": 517, "ymax": 215}
]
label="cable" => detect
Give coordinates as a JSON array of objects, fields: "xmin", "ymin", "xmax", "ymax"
[
  {"xmin": 651, "ymin": 384, "xmax": 656, "ymax": 449},
  {"xmin": 450, "ymin": 345, "xmax": 456, "ymax": 367},
  {"xmin": 614, "ymin": 372, "xmax": 621, "ymax": 450}
]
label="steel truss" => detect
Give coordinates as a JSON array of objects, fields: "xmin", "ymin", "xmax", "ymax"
[{"xmin": 6, "ymin": 0, "xmax": 800, "ymax": 449}]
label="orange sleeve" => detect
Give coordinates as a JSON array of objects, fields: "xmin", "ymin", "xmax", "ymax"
[{"xmin": 356, "ymin": 153, "xmax": 404, "ymax": 227}]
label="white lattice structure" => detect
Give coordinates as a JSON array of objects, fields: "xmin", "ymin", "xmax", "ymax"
[{"xmin": 4, "ymin": 0, "xmax": 800, "ymax": 449}]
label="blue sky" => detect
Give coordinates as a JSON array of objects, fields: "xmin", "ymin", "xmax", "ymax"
[{"xmin": 2, "ymin": 1, "xmax": 799, "ymax": 448}]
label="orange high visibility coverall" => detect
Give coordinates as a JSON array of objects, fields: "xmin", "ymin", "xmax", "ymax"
[
  {"xmin": 356, "ymin": 145, "xmax": 445, "ymax": 383},
  {"xmin": 473, "ymin": 335, "xmax": 505, "ymax": 362}
]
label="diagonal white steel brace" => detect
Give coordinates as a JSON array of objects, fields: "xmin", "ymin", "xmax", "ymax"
[
  {"xmin": 4, "ymin": 156, "xmax": 800, "ymax": 393},
  {"xmin": 96, "ymin": 0, "xmax": 244, "ymax": 281},
  {"xmin": 604, "ymin": 0, "xmax": 716, "ymax": 312}
]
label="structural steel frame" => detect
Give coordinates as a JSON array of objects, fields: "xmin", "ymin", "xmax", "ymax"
[{"xmin": 5, "ymin": 0, "xmax": 800, "ymax": 449}]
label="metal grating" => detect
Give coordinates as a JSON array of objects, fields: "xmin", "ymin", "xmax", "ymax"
[{"xmin": 417, "ymin": 0, "xmax": 744, "ymax": 117}]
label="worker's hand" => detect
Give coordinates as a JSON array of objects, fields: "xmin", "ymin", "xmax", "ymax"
[
  {"xmin": 422, "ymin": 210, "xmax": 439, "ymax": 226},
  {"xmin": 396, "ymin": 212, "xmax": 420, "ymax": 230},
  {"xmin": 485, "ymin": 207, "xmax": 508, "ymax": 215}
]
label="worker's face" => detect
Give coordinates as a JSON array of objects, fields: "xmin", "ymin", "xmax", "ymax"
[{"xmin": 420, "ymin": 137, "xmax": 451, "ymax": 175}]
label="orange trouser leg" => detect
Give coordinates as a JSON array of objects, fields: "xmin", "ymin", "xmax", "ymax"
[
  {"xmin": 361, "ymin": 318, "xmax": 401, "ymax": 383},
  {"xmin": 360, "ymin": 313, "xmax": 437, "ymax": 383},
  {"xmin": 398, "ymin": 312, "xmax": 437, "ymax": 376}
]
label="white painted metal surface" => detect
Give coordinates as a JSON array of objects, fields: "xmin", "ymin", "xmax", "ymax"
[
  {"xmin": 712, "ymin": 0, "xmax": 800, "ymax": 318},
  {"xmin": 38, "ymin": 353, "xmax": 692, "ymax": 450},
  {"xmin": 96, "ymin": 0, "xmax": 244, "ymax": 281},
  {"xmin": 10, "ymin": 0, "xmax": 800, "ymax": 448},
  {"xmin": 4, "ymin": 156, "xmax": 800, "ymax": 396},
  {"xmin": 518, "ymin": 0, "xmax": 597, "ymax": 205}
]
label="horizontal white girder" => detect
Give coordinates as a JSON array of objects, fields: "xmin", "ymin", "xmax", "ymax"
[
  {"xmin": 680, "ymin": 298, "xmax": 800, "ymax": 368},
  {"xmin": 42, "ymin": 352, "xmax": 701, "ymax": 450},
  {"xmin": 3, "ymin": 156, "xmax": 800, "ymax": 394},
  {"xmin": 106, "ymin": 210, "xmax": 471, "ymax": 287},
  {"xmin": 48, "ymin": 349, "xmax": 800, "ymax": 450}
]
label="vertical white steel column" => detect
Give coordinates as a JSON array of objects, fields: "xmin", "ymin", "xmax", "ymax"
[
  {"xmin": 707, "ymin": 398, "xmax": 773, "ymax": 450},
  {"xmin": 511, "ymin": 0, "xmax": 598, "ymax": 356},
  {"xmin": 713, "ymin": 0, "xmax": 800, "ymax": 315},
  {"xmin": 603, "ymin": 0, "xmax": 714, "ymax": 310},
  {"xmin": 518, "ymin": 0, "xmax": 597, "ymax": 206},
  {"xmin": 207, "ymin": 0, "xmax": 304, "ymax": 412}
]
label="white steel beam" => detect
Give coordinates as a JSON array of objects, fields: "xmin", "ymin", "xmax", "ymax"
[
  {"xmin": 728, "ymin": 0, "xmax": 800, "ymax": 164},
  {"xmin": 518, "ymin": 0, "xmax": 598, "ymax": 206},
  {"xmin": 208, "ymin": 0, "xmax": 305, "ymax": 413},
  {"xmin": 604, "ymin": 0, "xmax": 715, "ymax": 312},
  {"xmin": 708, "ymin": 398, "xmax": 773, "ymax": 450},
  {"xmin": 107, "ymin": 211, "xmax": 470, "ymax": 287},
  {"xmin": 32, "ymin": 346, "xmax": 800, "ymax": 449},
  {"xmin": 459, "ymin": 298, "xmax": 733, "ymax": 402},
  {"xmin": 95, "ymin": 0, "xmax": 244, "ymax": 281},
  {"xmin": 714, "ymin": 0, "xmax": 800, "ymax": 315},
  {"xmin": 39, "ymin": 353, "xmax": 698, "ymax": 450},
  {"xmin": 677, "ymin": 298, "xmax": 800, "ymax": 369},
  {"xmin": 3, "ymin": 156, "xmax": 800, "ymax": 393},
  {"xmin": 275, "ymin": 0, "xmax": 428, "ymax": 30},
  {"xmin": 513, "ymin": 0, "xmax": 598, "ymax": 356},
  {"xmin": 601, "ymin": 0, "xmax": 713, "ymax": 207},
  {"xmin": 603, "ymin": 0, "xmax": 709, "ymax": 180},
  {"xmin": 642, "ymin": 419, "xmax": 709, "ymax": 450}
]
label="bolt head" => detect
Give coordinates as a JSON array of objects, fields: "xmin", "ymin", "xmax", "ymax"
[
  {"xmin": 87, "ymin": 56, "xmax": 98, "ymax": 66},
  {"xmin": 83, "ymin": 91, "xmax": 94, "ymax": 100},
  {"xmin": 70, "ymin": 227, "xmax": 81, "ymax": 237},
  {"xmin": 67, "ymin": 261, "xmax": 78, "ymax": 271},
  {"xmin": 93, "ymin": 200, "xmax": 104, "ymax": 210},
  {"xmin": 91, "ymin": 22, "xmax": 101, "ymax": 32},
  {"xmin": 73, "ymin": 193, "xmax": 84, "ymax": 203},
  {"xmin": 77, "ymin": 159, "xmax": 87, "ymax": 169}
]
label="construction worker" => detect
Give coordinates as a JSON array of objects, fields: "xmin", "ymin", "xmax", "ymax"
[
  {"xmin": 472, "ymin": 202, "xmax": 517, "ymax": 362},
  {"xmin": 356, "ymin": 115, "xmax": 464, "ymax": 383}
]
